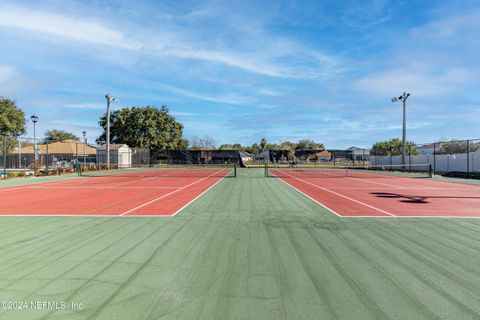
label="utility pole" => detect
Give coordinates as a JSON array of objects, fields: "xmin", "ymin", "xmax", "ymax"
[
  {"xmin": 391, "ymin": 92, "xmax": 411, "ymax": 166},
  {"xmin": 105, "ymin": 94, "xmax": 119, "ymax": 169}
]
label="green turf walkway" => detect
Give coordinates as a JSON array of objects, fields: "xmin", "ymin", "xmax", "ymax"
[{"xmin": 0, "ymin": 168, "xmax": 480, "ymax": 319}]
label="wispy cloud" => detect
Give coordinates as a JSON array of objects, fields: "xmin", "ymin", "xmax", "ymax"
[
  {"xmin": 0, "ymin": 65, "xmax": 16, "ymax": 84},
  {"xmin": 0, "ymin": 3, "xmax": 340, "ymax": 79},
  {"xmin": 171, "ymin": 111, "xmax": 198, "ymax": 116},
  {"xmin": 64, "ymin": 103, "xmax": 105, "ymax": 110},
  {"xmin": 0, "ymin": 5, "xmax": 139, "ymax": 50},
  {"xmin": 352, "ymin": 67, "xmax": 476, "ymax": 97},
  {"xmin": 157, "ymin": 83, "xmax": 256, "ymax": 105},
  {"xmin": 1, "ymin": 1, "xmax": 479, "ymax": 147}
]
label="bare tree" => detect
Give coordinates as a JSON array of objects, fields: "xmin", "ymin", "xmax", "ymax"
[{"xmin": 189, "ymin": 135, "xmax": 216, "ymax": 150}]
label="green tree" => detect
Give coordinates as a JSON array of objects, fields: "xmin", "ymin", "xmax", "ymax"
[
  {"xmin": 0, "ymin": 98, "xmax": 26, "ymax": 136},
  {"xmin": 371, "ymin": 138, "xmax": 418, "ymax": 156},
  {"xmin": 295, "ymin": 139, "xmax": 325, "ymax": 150},
  {"xmin": 97, "ymin": 105, "xmax": 187, "ymax": 158},
  {"xmin": 280, "ymin": 141, "xmax": 296, "ymax": 150},
  {"xmin": 44, "ymin": 129, "xmax": 79, "ymax": 142},
  {"xmin": 245, "ymin": 143, "xmax": 260, "ymax": 155},
  {"xmin": 0, "ymin": 98, "xmax": 26, "ymax": 154},
  {"xmin": 260, "ymin": 138, "xmax": 267, "ymax": 151},
  {"xmin": 219, "ymin": 143, "xmax": 244, "ymax": 151},
  {"xmin": 437, "ymin": 140, "xmax": 467, "ymax": 154}
]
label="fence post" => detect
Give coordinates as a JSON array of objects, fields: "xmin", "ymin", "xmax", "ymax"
[
  {"xmin": 467, "ymin": 140, "xmax": 470, "ymax": 178},
  {"xmin": 45, "ymin": 141, "xmax": 49, "ymax": 176},
  {"xmin": 433, "ymin": 143, "xmax": 437, "ymax": 175},
  {"xmin": 3, "ymin": 135, "xmax": 7, "ymax": 179},
  {"xmin": 18, "ymin": 139, "xmax": 21, "ymax": 168}
]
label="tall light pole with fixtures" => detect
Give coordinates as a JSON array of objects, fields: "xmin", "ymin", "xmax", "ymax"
[
  {"xmin": 82, "ymin": 131, "xmax": 87, "ymax": 165},
  {"xmin": 105, "ymin": 94, "xmax": 119, "ymax": 169},
  {"xmin": 391, "ymin": 92, "xmax": 411, "ymax": 166},
  {"xmin": 30, "ymin": 115, "xmax": 39, "ymax": 161}
]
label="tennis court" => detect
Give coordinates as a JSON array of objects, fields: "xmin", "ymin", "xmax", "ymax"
[
  {"xmin": 267, "ymin": 165, "xmax": 480, "ymax": 218},
  {"xmin": 0, "ymin": 167, "xmax": 235, "ymax": 217},
  {"xmin": 1, "ymin": 168, "xmax": 480, "ymax": 320}
]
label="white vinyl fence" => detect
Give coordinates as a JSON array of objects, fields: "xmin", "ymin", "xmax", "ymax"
[{"xmin": 370, "ymin": 150, "xmax": 480, "ymax": 173}]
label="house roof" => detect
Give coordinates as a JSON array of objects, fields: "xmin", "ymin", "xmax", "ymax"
[
  {"xmin": 13, "ymin": 140, "xmax": 96, "ymax": 155},
  {"xmin": 316, "ymin": 150, "xmax": 332, "ymax": 157},
  {"xmin": 346, "ymin": 146, "xmax": 368, "ymax": 151},
  {"xmin": 239, "ymin": 151, "xmax": 253, "ymax": 157},
  {"xmin": 417, "ymin": 143, "xmax": 436, "ymax": 149},
  {"xmin": 97, "ymin": 144, "xmax": 130, "ymax": 151}
]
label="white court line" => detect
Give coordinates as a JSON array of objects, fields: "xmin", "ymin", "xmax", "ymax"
[
  {"xmin": 346, "ymin": 176, "xmax": 406, "ymax": 188},
  {"xmin": 0, "ymin": 176, "xmax": 92, "ymax": 191},
  {"xmin": 170, "ymin": 174, "xmax": 228, "ymax": 217},
  {"xmin": 0, "ymin": 214, "xmax": 176, "ymax": 217},
  {"xmin": 119, "ymin": 170, "xmax": 226, "ymax": 216},
  {"xmin": 344, "ymin": 215, "xmax": 480, "ymax": 219},
  {"xmin": 323, "ymin": 187, "xmax": 478, "ymax": 191},
  {"xmin": 453, "ymin": 219, "xmax": 480, "ymax": 227},
  {"xmin": 272, "ymin": 170, "xmax": 396, "ymax": 217},
  {"xmin": 273, "ymin": 173, "xmax": 342, "ymax": 218},
  {"xmin": 1, "ymin": 214, "xmax": 480, "ymax": 218},
  {"xmin": 27, "ymin": 186, "xmax": 180, "ymax": 189}
]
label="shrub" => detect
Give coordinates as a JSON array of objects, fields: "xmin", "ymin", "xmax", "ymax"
[{"xmin": 7, "ymin": 172, "xmax": 17, "ymax": 178}]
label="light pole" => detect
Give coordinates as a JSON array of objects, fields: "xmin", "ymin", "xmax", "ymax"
[
  {"xmin": 82, "ymin": 131, "xmax": 87, "ymax": 165},
  {"xmin": 105, "ymin": 94, "xmax": 119, "ymax": 169},
  {"xmin": 391, "ymin": 92, "xmax": 411, "ymax": 166},
  {"xmin": 30, "ymin": 115, "xmax": 39, "ymax": 162}
]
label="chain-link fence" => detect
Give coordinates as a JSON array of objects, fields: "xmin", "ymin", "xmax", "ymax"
[
  {"xmin": 1, "ymin": 135, "xmax": 150, "ymax": 178},
  {"xmin": 263, "ymin": 148, "xmax": 371, "ymax": 167},
  {"xmin": 370, "ymin": 138, "xmax": 480, "ymax": 178}
]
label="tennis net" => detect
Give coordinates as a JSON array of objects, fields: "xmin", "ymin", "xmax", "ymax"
[
  {"xmin": 265, "ymin": 163, "xmax": 432, "ymax": 179},
  {"xmin": 79, "ymin": 164, "xmax": 237, "ymax": 178}
]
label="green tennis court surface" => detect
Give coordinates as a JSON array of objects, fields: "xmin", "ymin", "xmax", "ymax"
[{"xmin": 1, "ymin": 169, "xmax": 480, "ymax": 319}]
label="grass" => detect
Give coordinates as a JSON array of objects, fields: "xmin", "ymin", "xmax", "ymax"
[{"xmin": 0, "ymin": 168, "xmax": 479, "ymax": 319}]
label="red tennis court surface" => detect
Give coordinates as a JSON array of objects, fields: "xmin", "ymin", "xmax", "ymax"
[
  {"xmin": 0, "ymin": 170, "xmax": 230, "ymax": 217},
  {"xmin": 271, "ymin": 169, "xmax": 480, "ymax": 218}
]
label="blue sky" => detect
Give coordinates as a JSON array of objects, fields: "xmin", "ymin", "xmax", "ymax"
[{"xmin": 0, "ymin": 0, "xmax": 479, "ymax": 148}]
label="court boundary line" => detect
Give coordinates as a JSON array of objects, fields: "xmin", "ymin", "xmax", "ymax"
[
  {"xmin": 273, "ymin": 170, "xmax": 396, "ymax": 217},
  {"xmin": 1, "ymin": 214, "xmax": 480, "ymax": 218},
  {"xmin": 0, "ymin": 176, "xmax": 92, "ymax": 191},
  {"xmin": 273, "ymin": 172, "xmax": 480, "ymax": 218},
  {"xmin": 120, "ymin": 170, "xmax": 225, "ymax": 216},
  {"xmin": 26, "ymin": 186, "xmax": 181, "ymax": 189},
  {"xmin": 272, "ymin": 171, "xmax": 342, "ymax": 217},
  {"xmin": 342, "ymin": 216, "xmax": 480, "ymax": 219},
  {"xmin": 0, "ymin": 170, "xmax": 230, "ymax": 218},
  {"xmin": 0, "ymin": 214, "xmax": 182, "ymax": 217},
  {"xmin": 170, "ymin": 173, "xmax": 228, "ymax": 217}
]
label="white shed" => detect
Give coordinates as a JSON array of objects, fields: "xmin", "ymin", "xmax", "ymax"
[{"xmin": 97, "ymin": 144, "xmax": 132, "ymax": 168}]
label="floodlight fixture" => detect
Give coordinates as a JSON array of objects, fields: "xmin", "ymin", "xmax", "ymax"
[{"xmin": 391, "ymin": 92, "xmax": 411, "ymax": 166}]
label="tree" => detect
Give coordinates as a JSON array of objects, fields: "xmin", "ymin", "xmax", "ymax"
[
  {"xmin": 0, "ymin": 98, "xmax": 26, "ymax": 154},
  {"xmin": 260, "ymin": 138, "xmax": 267, "ymax": 151},
  {"xmin": 280, "ymin": 141, "xmax": 296, "ymax": 150},
  {"xmin": 0, "ymin": 98, "xmax": 26, "ymax": 137},
  {"xmin": 371, "ymin": 138, "xmax": 418, "ymax": 156},
  {"xmin": 219, "ymin": 143, "xmax": 244, "ymax": 151},
  {"xmin": 97, "ymin": 105, "xmax": 187, "ymax": 158},
  {"xmin": 189, "ymin": 136, "xmax": 216, "ymax": 150},
  {"xmin": 265, "ymin": 142, "xmax": 281, "ymax": 150},
  {"xmin": 295, "ymin": 139, "xmax": 325, "ymax": 150},
  {"xmin": 44, "ymin": 129, "xmax": 79, "ymax": 142},
  {"xmin": 245, "ymin": 143, "xmax": 260, "ymax": 155}
]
